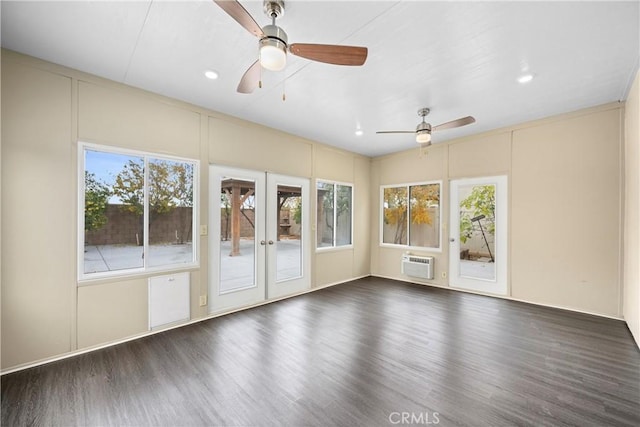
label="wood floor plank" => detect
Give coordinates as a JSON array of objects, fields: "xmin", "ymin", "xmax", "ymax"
[{"xmin": 2, "ymin": 277, "xmax": 639, "ymax": 426}]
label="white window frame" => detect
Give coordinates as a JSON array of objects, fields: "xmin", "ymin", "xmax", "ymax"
[
  {"xmin": 315, "ymin": 179, "xmax": 354, "ymax": 251},
  {"xmin": 379, "ymin": 180, "xmax": 442, "ymax": 252},
  {"xmin": 78, "ymin": 142, "xmax": 199, "ymax": 282}
]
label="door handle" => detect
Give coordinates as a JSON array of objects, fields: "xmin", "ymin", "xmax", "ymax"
[
  {"xmin": 260, "ymin": 240, "xmax": 266, "ymax": 245},
  {"xmin": 450, "ymin": 238, "xmax": 455, "ymax": 242},
  {"xmin": 268, "ymin": 240, "xmax": 274, "ymax": 245}
]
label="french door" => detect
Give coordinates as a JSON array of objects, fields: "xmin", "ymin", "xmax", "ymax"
[
  {"xmin": 209, "ymin": 166, "xmax": 310, "ymax": 313},
  {"xmin": 449, "ymin": 176, "xmax": 508, "ymax": 295}
]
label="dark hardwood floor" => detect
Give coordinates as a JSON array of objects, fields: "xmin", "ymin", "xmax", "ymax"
[{"xmin": 2, "ymin": 277, "xmax": 639, "ymax": 426}]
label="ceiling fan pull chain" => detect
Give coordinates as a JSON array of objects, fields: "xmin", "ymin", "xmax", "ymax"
[
  {"xmin": 282, "ymin": 77, "xmax": 286, "ymax": 101},
  {"xmin": 259, "ymin": 64, "xmax": 263, "ymax": 89}
]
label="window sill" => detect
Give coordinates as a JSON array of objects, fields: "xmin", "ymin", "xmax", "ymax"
[
  {"xmin": 379, "ymin": 243, "xmax": 443, "ymax": 253},
  {"xmin": 315, "ymin": 245, "xmax": 354, "ymax": 254},
  {"xmin": 78, "ymin": 263, "xmax": 200, "ymax": 286}
]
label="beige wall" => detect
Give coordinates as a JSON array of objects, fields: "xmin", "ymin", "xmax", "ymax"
[
  {"xmin": 2, "ymin": 59, "xmax": 75, "ymax": 368},
  {"xmin": 371, "ymin": 103, "xmax": 624, "ymax": 318},
  {"xmin": 624, "ymin": 70, "xmax": 640, "ymax": 347},
  {"xmin": 0, "ymin": 48, "xmax": 633, "ymax": 371},
  {"xmin": 511, "ymin": 108, "xmax": 622, "ymax": 315},
  {"xmin": 1, "ymin": 50, "xmax": 371, "ymax": 371}
]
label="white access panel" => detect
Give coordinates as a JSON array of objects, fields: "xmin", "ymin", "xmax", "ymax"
[{"xmin": 149, "ymin": 272, "xmax": 190, "ymax": 330}]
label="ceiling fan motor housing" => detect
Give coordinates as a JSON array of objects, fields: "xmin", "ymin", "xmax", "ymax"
[
  {"xmin": 261, "ymin": 24, "xmax": 288, "ymax": 47},
  {"xmin": 416, "ymin": 122, "xmax": 431, "ymax": 132}
]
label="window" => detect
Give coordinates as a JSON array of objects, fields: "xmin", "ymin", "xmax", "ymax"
[
  {"xmin": 80, "ymin": 144, "xmax": 198, "ymax": 279},
  {"xmin": 316, "ymin": 180, "xmax": 353, "ymax": 249},
  {"xmin": 381, "ymin": 182, "xmax": 441, "ymax": 249}
]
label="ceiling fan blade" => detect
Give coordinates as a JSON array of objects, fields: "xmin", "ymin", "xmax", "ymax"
[
  {"xmin": 432, "ymin": 116, "xmax": 476, "ymax": 131},
  {"xmin": 376, "ymin": 131, "xmax": 415, "ymax": 134},
  {"xmin": 289, "ymin": 44, "xmax": 368, "ymax": 66},
  {"xmin": 237, "ymin": 60, "xmax": 261, "ymax": 94},
  {"xmin": 213, "ymin": 0, "xmax": 264, "ymax": 38}
]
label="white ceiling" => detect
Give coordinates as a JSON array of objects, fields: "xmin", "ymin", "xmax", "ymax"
[{"xmin": 2, "ymin": 1, "xmax": 639, "ymax": 157}]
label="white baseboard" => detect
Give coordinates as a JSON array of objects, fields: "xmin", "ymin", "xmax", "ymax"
[{"xmin": 370, "ymin": 274, "xmax": 625, "ymax": 321}]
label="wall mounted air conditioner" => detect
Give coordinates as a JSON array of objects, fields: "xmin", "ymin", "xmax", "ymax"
[{"xmin": 401, "ymin": 254, "xmax": 434, "ymax": 280}]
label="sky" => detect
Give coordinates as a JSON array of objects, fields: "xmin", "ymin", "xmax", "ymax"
[
  {"xmin": 85, "ymin": 149, "xmax": 141, "ymax": 187},
  {"xmin": 85, "ymin": 149, "xmax": 142, "ymax": 204}
]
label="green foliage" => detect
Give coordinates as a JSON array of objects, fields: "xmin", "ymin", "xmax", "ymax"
[
  {"xmin": 318, "ymin": 184, "xmax": 351, "ymax": 228},
  {"xmin": 336, "ymin": 185, "xmax": 352, "ymax": 217},
  {"xmin": 459, "ymin": 185, "xmax": 495, "ymax": 244},
  {"xmin": 149, "ymin": 160, "xmax": 194, "ymax": 213},
  {"xmin": 111, "ymin": 159, "xmax": 194, "ymax": 215},
  {"xmin": 111, "ymin": 158, "xmax": 194, "ymax": 245},
  {"xmin": 112, "ymin": 159, "xmax": 145, "ymax": 215},
  {"xmin": 84, "ymin": 171, "xmax": 111, "ymax": 232},
  {"xmin": 171, "ymin": 163, "xmax": 194, "ymax": 208}
]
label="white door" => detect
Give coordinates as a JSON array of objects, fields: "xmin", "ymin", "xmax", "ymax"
[
  {"xmin": 210, "ymin": 166, "xmax": 266, "ymax": 312},
  {"xmin": 449, "ymin": 176, "xmax": 508, "ymax": 295},
  {"xmin": 266, "ymin": 174, "xmax": 310, "ymax": 299},
  {"xmin": 209, "ymin": 166, "xmax": 310, "ymax": 313}
]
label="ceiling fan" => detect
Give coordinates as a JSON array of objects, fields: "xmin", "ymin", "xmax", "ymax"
[
  {"xmin": 376, "ymin": 108, "xmax": 476, "ymax": 146},
  {"xmin": 213, "ymin": 0, "xmax": 368, "ymax": 94}
]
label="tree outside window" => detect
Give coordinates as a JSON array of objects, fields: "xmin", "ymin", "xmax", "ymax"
[
  {"xmin": 459, "ymin": 184, "xmax": 495, "ymax": 261},
  {"xmin": 382, "ymin": 182, "xmax": 441, "ymax": 249},
  {"xmin": 81, "ymin": 146, "xmax": 197, "ymax": 278},
  {"xmin": 317, "ymin": 181, "xmax": 353, "ymax": 248}
]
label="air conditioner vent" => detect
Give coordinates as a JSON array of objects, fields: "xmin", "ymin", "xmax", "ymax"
[{"xmin": 401, "ymin": 255, "xmax": 434, "ymax": 280}]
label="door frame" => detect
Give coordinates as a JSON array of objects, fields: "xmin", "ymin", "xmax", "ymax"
[{"xmin": 449, "ymin": 175, "xmax": 508, "ymax": 295}]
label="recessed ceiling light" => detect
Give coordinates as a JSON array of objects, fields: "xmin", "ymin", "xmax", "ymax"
[
  {"xmin": 355, "ymin": 129, "xmax": 364, "ymax": 136},
  {"xmin": 204, "ymin": 70, "xmax": 219, "ymax": 80},
  {"xmin": 517, "ymin": 73, "xmax": 534, "ymax": 84}
]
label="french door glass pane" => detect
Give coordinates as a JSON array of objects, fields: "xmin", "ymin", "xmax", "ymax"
[
  {"xmin": 219, "ymin": 177, "xmax": 256, "ymax": 293},
  {"xmin": 458, "ymin": 184, "xmax": 496, "ymax": 280},
  {"xmin": 276, "ymin": 185, "xmax": 302, "ymax": 282}
]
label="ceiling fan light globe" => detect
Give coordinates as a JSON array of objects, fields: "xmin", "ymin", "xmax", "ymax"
[
  {"xmin": 260, "ymin": 43, "xmax": 287, "ymax": 70},
  {"xmin": 416, "ymin": 130, "xmax": 431, "ymax": 144}
]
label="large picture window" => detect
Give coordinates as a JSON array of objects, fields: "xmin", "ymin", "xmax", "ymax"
[
  {"xmin": 381, "ymin": 182, "xmax": 441, "ymax": 249},
  {"xmin": 316, "ymin": 180, "xmax": 353, "ymax": 249},
  {"xmin": 80, "ymin": 144, "xmax": 198, "ymax": 279}
]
